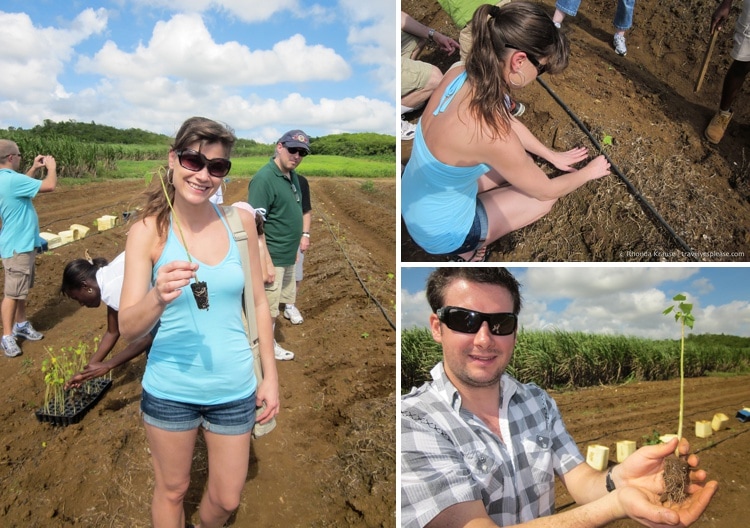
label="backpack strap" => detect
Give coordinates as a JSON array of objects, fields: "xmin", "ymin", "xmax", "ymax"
[
  {"xmin": 223, "ymin": 205, "xmax": 258, "ymax": 343},
  {"xmin": 223, "ymin": 204, "xmax": 277, "ymax": 438}
]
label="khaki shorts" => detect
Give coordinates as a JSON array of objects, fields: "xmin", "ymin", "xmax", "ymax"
[
  {"xmin": 401, "ymin": 32, "xmax": 435, "ymax": 96},
  {"xmin": 2, "ymin": 251, "xmax": 35, "ymax": 299},
  {"xmin": 732, "ymin": 0, "xmax": 750, "ymax": 61},
  {"xmin": 459, "ymin": 0, "xmax": 512, "ymax": 62},
  {"xmin": 264, "ymin": 265, "xmax": 296, "ymax": 319}
]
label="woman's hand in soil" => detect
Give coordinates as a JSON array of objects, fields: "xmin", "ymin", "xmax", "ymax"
[
  {"xmin": 618, "ymin": 480, "xmax": 718, "ymax": 528},
  {"xmin": 549, "ymin": 146, "xmax": 589, "ymax": 172},
  {"xmin": 582, "ymin": 154, "xmax": 611, "ymax": 181},
  {"xmin": 64, "ymin": 362, "xmax": 110, "ymax": 389},
  {"xmin": 154, "ymin": 260, "xmax": 198, "ymax": 305}
]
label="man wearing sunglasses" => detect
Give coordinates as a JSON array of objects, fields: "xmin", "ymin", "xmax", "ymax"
[
  {"xmin": 0, "ymin": 140, "xmax": 57, "ymax": 358},
  {"xmin": 247, "ymin": 130, "xmax": 311, "ymax": 361},
  {"xmin": 401, "ymin": 267, "xmax": 717, "ymax": 528}
]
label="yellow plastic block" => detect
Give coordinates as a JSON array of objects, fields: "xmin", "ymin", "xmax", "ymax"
[
  {"xmin": 616, "ymin": 440, "xmax": 636, "ymax": 463},
  {"xmin": 97, "ymin": 215, "xmax": 118, "ymax": 231},
  {"xmin": 70, "ymin": 223, "xmax": 90, "ymax": 240},
  {"xmin": 39, "ymin": 232, "xmax": 62, "ymax": 249},
  {"xmin": 586, "ymin": 444, "xmax": 610, "ymax": 471},
  {"xmin": 695, "ymin": 420, "xmax": 713, "ymax": 438},
  {"xmin": 711, "ymin": 413, "xmax": 729, "ymax": 431},
  {"xmin": 58, "ymin": 230, "xmax": 74, "ymax": 244}
]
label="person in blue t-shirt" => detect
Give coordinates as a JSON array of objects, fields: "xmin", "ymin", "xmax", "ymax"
[
  {"xmin": 0, "ymin": 140, "xmax": 57, "ymax": 358},
  {"xmin": 118, "ymin": 117, "xmax": 279, "ymax": 528}
]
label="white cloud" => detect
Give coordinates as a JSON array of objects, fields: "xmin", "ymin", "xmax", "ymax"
[
  {"xmin": 339, "ymin": 0, "xmax": 397, "ymax": 97},
  {"xmin": 127, "ymin": 0, "xmax": 299, "ymax": 22},
  {"xmin": 401, "ymin": 289, "xmax": 430, "ymax": 330},
  {"xmin": 523, "ymin": 267, "xmax": 700, "ymax": 300},
  {"xmin": 0, "ymin": 4, "xmax": 395, "ymax": 139},
  {"xmin": 77, "ymin": 15, "xmax": 351, "ymax": 85},
  {"xmin": 0, "ymin": 9, "xmax": 107, "ymax": 102}
]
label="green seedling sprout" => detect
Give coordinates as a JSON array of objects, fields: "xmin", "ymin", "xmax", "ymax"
[{"xmin": 662, "ymin": 293, "xmax": 695, "ymax": 440}]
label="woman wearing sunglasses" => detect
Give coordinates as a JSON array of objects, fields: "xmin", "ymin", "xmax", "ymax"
[
  {"xmin": 118, "ymin": 116, "xmax": 279, "ymax": 528},
  {"xmin": 401, "ymin": 2, "xmax": 611, "ymax": 262}
]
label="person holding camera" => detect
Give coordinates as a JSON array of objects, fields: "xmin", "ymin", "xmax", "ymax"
[{"xmin": 0, "ymin": 140, "xmax": 56, "ymax": 357}]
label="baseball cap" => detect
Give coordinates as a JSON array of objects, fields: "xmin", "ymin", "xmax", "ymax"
[{"xmin": 278, "ymin": 130, "xmax": 310, "ymax": 152}]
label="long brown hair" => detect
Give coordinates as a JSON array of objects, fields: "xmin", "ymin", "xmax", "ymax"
[
  {"xmin": 465, "ymin": 2, "xmax": 569, "ymax": 138},
  {"xmin": 139, "ymin": 117, "xmax": 236, "ymax": 237}
]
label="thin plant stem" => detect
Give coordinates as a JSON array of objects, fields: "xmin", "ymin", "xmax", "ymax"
[
  {"xmin": 677, "ymin": 321, "xmax": 684, "ymax": 440},
  {"xmin": 158, "ymin": 169, "xmax": 199, "ymax": 281}
]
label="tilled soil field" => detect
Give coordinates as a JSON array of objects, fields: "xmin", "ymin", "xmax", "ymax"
[
  {"xmin": 552, "ymin": 375, "xmax": 750, "ymax": 527},
  {"xmin": 401, "ymin": 0, "xmax": 750, "ymax": 262},
  {"xmin": 0, "ymin": 176, "xmax": 396, "ymax": 527}
]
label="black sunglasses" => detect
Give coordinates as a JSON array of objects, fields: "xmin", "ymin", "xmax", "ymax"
[
  {"xmin": 175, "ymin": 148, "xmax": 231, "ymax": 178},
  {"xmin": 437, "ymin": 306, "xmax": 517, "ymax": 336},
  {"xmin": 505, "ymin": 44, "xmax": 548, "ymax": 75},
  {"xmin": 285, "ymin": 145, "xmax": 309, "ymax": 157}
]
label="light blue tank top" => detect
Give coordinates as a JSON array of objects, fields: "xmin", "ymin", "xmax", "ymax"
[
  {"xmin": 401, "ymin": 71, "xmax": 491, "ymax": 255},
  {"xmin": 142, "ymin": 204, "xmax": 256, "ymax": 405}
]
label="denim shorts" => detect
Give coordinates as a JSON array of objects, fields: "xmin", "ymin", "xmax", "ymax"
[
  {"xmin": 141, "ymin": 389, "xmax": 256, "ymax": 435},
  {"xmin": 449, "ymin": 200, "xmax": 489, "ymax": 256}
]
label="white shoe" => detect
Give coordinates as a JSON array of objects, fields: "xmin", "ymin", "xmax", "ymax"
[
  {"xmin": 401, "ymin": 120, "xmax": 417, "ymax": 141},
  {"xmin": 274, "ymin": 341, "xmax": 295, "ymax": 361},
  {"xmin": 2, "ymin": 335, "xmax": 22, "ymax": 357},
  {"xmin": 283, "ymin": 305, "xmax": 304, "ymax": 325},
  {"xmin": 613, "ymin": 33, "xmax": 627, "ymax": 56}
]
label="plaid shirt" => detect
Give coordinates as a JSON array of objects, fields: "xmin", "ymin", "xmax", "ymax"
[{"xmin": 401, "ymin": 363, "xmax": 584, "ymax": 527}]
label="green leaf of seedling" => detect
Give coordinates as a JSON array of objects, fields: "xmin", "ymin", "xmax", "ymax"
[
  {"xmin": 673, "ymin": 294, "xmax": 687, "ymax": 301},
  {"xmin": 679, "ymin": 303, "xmax": 693, "ymax": 315},
  {"xmin": 662, "ymin": 306, "xmax": 674, "ymax": 315},
  {"xmin": 602, "ymin": 135, "xmax": 613, "ymax": 146},
  {"xmin": 684, "ymin": 314, "xmax": 695, "ymax": 329}
]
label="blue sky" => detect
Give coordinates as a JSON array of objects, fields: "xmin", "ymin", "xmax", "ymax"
[
  {"xmin": 401, "ymin": 266, "xmax": 750, "ymax": 338},
  {"xmin": 0, "ymin": 0, "xmax": 396, "ymax": 141}
]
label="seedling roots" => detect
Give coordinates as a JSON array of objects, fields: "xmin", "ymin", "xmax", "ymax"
[
  {"xmin": 191, "ymin": 281, "xmax": 209, "ymax": 310},
  {"xmin": 662, "ymin": 457, "xmax": 690, "ymax": 504}
]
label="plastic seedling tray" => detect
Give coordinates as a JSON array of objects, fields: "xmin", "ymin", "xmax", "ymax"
[{"xmin": 35, "ymin": 378, "xmax": 112, "ymax": 426}]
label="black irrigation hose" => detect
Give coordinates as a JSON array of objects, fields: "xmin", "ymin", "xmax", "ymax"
[
  {"xmin": 315, "ymin": 204, "xmax": 396, "ymax": 331},
  {"xmin": 536, "ymin": 77, "xmax": 698, "ymax": 261}
]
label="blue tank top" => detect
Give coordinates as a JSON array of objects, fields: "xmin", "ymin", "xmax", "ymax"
[
  {"xmin": 142, "ymin": 204, "xmax": 256, "ymax": 405},
  {"xmin": 401, "ymin": 71, "xmax": 491, "ymax": 254}
]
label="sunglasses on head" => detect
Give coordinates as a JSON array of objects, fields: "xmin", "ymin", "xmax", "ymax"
[
  {"xmin": 437, "ymin": 306, "xmax": 518, "ymax": 336},
  {"xmin": 175, "ymin": 148, "xmax": 231, "ymax": 178},
  {"xmin": 504, "ymin": 44, "xmax": 548, "ymax": 75},
  {"xmin": 285, "ymin": 145, "xmax": 309, "ymax": 157}
]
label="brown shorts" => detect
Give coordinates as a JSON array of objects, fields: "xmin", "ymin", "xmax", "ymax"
[{"xmin": 2, "ymin": 251, "xmax": 35, "ymax": 299}]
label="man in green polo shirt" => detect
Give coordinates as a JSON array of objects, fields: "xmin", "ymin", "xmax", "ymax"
[{"xmin": 247, "ymin": 130, "xmax": 310, "ymax": 360}]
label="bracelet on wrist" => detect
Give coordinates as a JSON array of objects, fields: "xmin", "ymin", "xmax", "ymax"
[
  {"xmin": 302, "ymin": 232, "xmax": 310, "ymax": 238},
  {"xmin": 427, "ymin": 28, "xmax": 435, "ymax": 41},
  {"xmin": 605, "ymin": 466, "xmax": 616, "ymax": 492}
]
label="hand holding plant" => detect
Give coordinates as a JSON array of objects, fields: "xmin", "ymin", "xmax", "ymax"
[{"xmin": 660, "ymin": 294, "xmax": 697, "ymax": 503}]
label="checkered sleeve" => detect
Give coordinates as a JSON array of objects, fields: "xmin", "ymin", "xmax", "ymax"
[
  {"xmin": 542, "ymin": 389, "xmax": 584, "ymax": 475},
  {"xmin": 401, "ymin": 409, "xmax": 483, "ymax": 528}
]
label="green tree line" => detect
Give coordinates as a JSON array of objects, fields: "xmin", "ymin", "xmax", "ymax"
[
  {"xmin": 1, "ymin": 120, "xmax": 395, "ymax": 178},
  {"xmin": 401, "ymin": 327, "xmax": 750, "ymax": 393}
]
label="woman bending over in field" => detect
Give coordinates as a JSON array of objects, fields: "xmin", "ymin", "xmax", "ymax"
[
  {"xmin": 61, "ymin": 252, "xmax": 154, "ymax": 387},
  {"xmin": 401, "ymin": 2, "xmax": 611, "ymax": 261}
]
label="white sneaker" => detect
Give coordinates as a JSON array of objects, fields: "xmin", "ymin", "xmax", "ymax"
[
  {"xmin": 283, "ymin": 305, "xmax": 304, "ymax": 325},
  {"xmin": 401, "ymin": 120, "xmax": 417, "ymax": 141},
  {"xmin": 2, "ymin": 335, "xmax": 22, "ymax": 357},
  {"xmin": 13, "ymin": 321, "xmax": 43, "ymax": 341},
  {"xmin": 274, "ymin": 341, "xmax": 295, "ymax": 361},
  {"xmin": 613, "ymin": 33, "xmax": 627, "ymax": 56}
]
